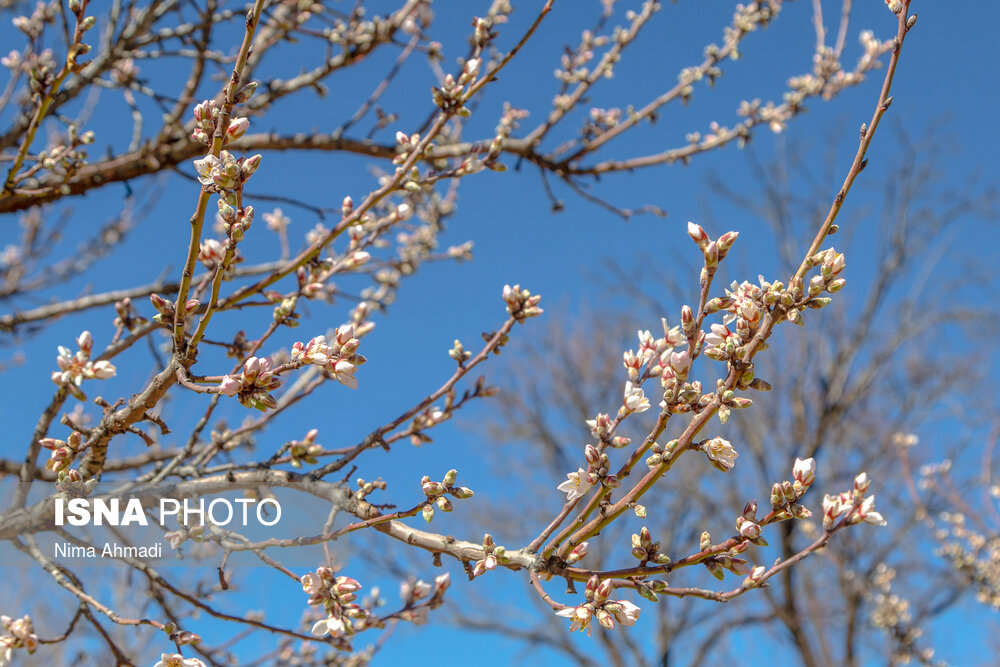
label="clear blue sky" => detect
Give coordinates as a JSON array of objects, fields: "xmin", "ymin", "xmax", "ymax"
[{"xmin": 1, "ymin": 1, "xmax": 998, "ymax": 665}]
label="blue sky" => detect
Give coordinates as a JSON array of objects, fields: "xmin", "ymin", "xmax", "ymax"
[{"xmin": 1, "ymin": 0, "xmax": 998, "ymax": 665}]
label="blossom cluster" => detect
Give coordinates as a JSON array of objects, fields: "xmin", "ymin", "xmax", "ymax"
[
  {"xmin": 218, "ymin": 356, "xmax": 283, "ymax": 411},
  {"xmin": 301, "ymin": 569, "xmax": 370, "ymax": 642},
  {"xmin": 191, "ymin": 91, "xmax": 256, "ymax": 146},
  {"xmin": 290, "ymin": 324, "xmax": 365, "ymax": 389},
  {"xmin": 419, "ymin": 469, "xmax": 474, "ymax": 523},
  {"xmin": 50, "ymin": 330, "xmax": 116, "ymax": 399},
  {"xmin": 555, "ymin": 575, "xmax": 640, "ymax": 635},
  {"xmin": 502, "ymin": 284, "xmax": 543, "ymax": 322},
  {"xmin": 0, "ymin": 615, "xmax": 37, "ymax": 666},
  {"xmin": 152, "ymin": 654, "xmax": 206, "ymax": 667},
  {"xmin": 557, "ymin": 438, "xmax": 632, "ymax": 502},
  {"xmin": 471, "ymin": 533, "xmax": 508, "ymax": 578},
  {"xmin": 822, "ymin": 472, "xmax": 887, "ymax": 530},
  {"xmin": 38, "ymin": 431, "xmax": 85, "ymax": 474},
  {"xmin": 288, "ymin": 428, "xmax": 323, "ymax": 468},
  {"xmin": 398, "ymin": 573, "xmax": 451, "ymax": 624}
]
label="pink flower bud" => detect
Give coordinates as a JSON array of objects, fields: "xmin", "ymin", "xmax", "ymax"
[
  {"xmin": 687, "ymin": 221, "xmax": 710, "ymax": 249},
  {"xmin": 218, "ymin": 375, "xmax": 242, "ymax": 396}
]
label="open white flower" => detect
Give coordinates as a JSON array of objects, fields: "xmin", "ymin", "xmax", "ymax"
[
  {"xmin": 555, "ymin": 605, "xmax": 594, "ymax": 636},
  {"xmin": 623, "ymin": 381, "xmax": 650, "ymax": 413},
  {"xmin": 311, "ymin": 615, "xmax": 346, "ymax": 638},
  {"xmin": 557, "ymin": 468, "xmax": 594, "ymax": 502},
  {"xmin": 702, "ymin": 437, "xmax": 738, "ymax": 471},
  {"xmin": 856, "ymin": 494, "xmax": 887, "ymax": 526},
  {"xmin": 606, "ymin": 599, "xmax": 640, "ymax": 626}
]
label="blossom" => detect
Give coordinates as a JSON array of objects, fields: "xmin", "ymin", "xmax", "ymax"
[
  {"xmin": 585, "ymin": 413, "xmax": 612, "ymax": 438},
  {"xmin": 50, "ymin": 331, "xmax": 117, "ymax": 398},
  {"xmin": 556, "ymin": 597, "xmax": 640, "ymax": 634},
  {"xmin": 704, "ymin": 323, "xmax": 736, "ymax": 347},
  {"xmin": 557, "ymin": 468, "xmax": 594, "ymax": 501},
  {"xmin": 702, "ymin": 437, "xmax": 738, "ymax": 471},
  {"xmin": 556, "ymin": 605, "xmax": 595, "ymax": 636},
  {"xmin": 263, "ymin": 208, "xmax": 290, "ymax": 233},
  {"xmin": 606, "ymin": 599, "xmax": 640, "ymax": 626},
  {"xmin": 400, "ymin": 578, "xmax": 432, "ymax": 605},
  {"xmin": 310, "ymin": 616, "xmax": 346, "ymax": 638},
  {"xmin": 0, "ymin": 615, "xmax": 37, "ymax": 663},
  {"xmin": 153, "ymin": 654, "xmax": 206, "ymax": 667},
  {"xmin": 854, "ymin": 494, "xmax": 887, "ymax": 526},
  {"xmin": 433, "ymin": 572, "xmax": 451, "ymax": 596},
  {"xmin": 198, "ymin": 238, "xmax": 225, "ymax": 268},
  {"xmin": 623, "ymin": 381, "xmax": 650, "ymax": 413},
  {"xmin": 301, "ymin": 573, "xmax": 323, "ymax": 596},
  {"xmin": 822, "ymin": 492, "xmax": 849, "ymax": 530},
  {"xmin": 792, "ymin": 457, "xmax": 816, "ymax": 487},
  {"xmin": 290, "ymin": 328, "xmax": 364, "ymax": 388},
  {"xmin": 216, "ymin": 356, "xmax": 282, "ymax": 411}
]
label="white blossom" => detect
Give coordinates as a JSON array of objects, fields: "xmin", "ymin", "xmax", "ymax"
[{"xmin": 557, "ymin": 468, "xmax": 594, "ymax": 501}]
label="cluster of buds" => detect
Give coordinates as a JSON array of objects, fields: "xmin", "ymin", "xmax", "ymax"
[
  {"xmin": 51, "ymin": 330, "xmax": 116, "ymax": 399},
  {"xmin": 191, "ymin": 86, "xmax": 256, "ymax": 145},
  {"xmin": 153, "ymin": 653, "xmax": 206, "ymax": 667},
  {"xmin": 822, "ymin": 472, "xmax": 887, "ymax": 531},
  {"xmin": 150, "ymin": 294, "xmax": 200, "ymax": 324},
  {"xmin": 399, "ymin": 572, "xmax": 451, "ymax": 613},
  {"xmin": 295, "ymin": 266, "xmax": 325, "ymax": 299},
  {"xmin": 54, "ymin": 467, "xmax": 98, "ymax": 496},
  {"xmin": 112, "ymin": 297, "xmax": 146, "ymax": 332},
  {"xmin": 193, "ymin": 150, "xmax": 260, "ymax": 193},
  {"xmin": 271, "ymin": 295, "xmax": 300, "ymax": 327},
  {"xmin": 501, "ymin": 284, "xmax": 543, "ymax": 322},
  {"xmin": 198, "ymin": 238, "xmax": 226, "ymax": 269},
  {"xmin": 408, "ymin": 404, "xmax": 450, "ymax": 446},
  {"xmin": 631, "ymin": 526, "xmax": 671, "ymax": 566},
  {"xmin": 558, "ymin": 443, "xmax": 621, "ymax": 501},
  {"xmin": 395, "ymin": 574, "xmax": 450, "ymax": 626},
  {"xmin": 555, "ymin": 575, "xmax": 640, "ymax": 635},
  {"xmin": 288, "ymin": 429, "xmax": 322, "ymax": 468},
  {"xmin": 217, "ymin": 356, "xmax": 282, "ymax": 411},
  {"xmin": 419, "ymin": 469, "xmax": 474, "ymax": 523},
  {"xmin": 686, "ymin": 222, "xmax": 739, "ymax": 277},
  {"xmin": 290, "ymin": 325, "xmax": 365, "ymax": 389},
  {"xmin": 353, "ymin": 476, "xmax": 387, "ymax": 502},
  {"xmin": 302, "ymin": 569, "xmax": 370, "ymax": 639},
  {"xmin": 471, "ymin": 534, "xmax": 508, "ymax": 578},
  {"xmin": 448, "ymin": 339, "xmax": 471, "ymax": 364},
  {"xmin": 263, "ymin": 208, "xmax": 290, "ymax": 234},
  {"xmin": 392, "ymin": 131, "xmax": 427, "ymax": 166},
  {"xmin": 585, "ymin": 413, "xmax": 613, "ymax": 440},
  {"xmin": 624, "ymin": 323, "xmax": 687, "ymax": 383},
  {"xmin": 703, "ymin": 277, "xmax": 781, "ymax": 361},
  {"xmin": 0, "ymin": 615, "xmax": 37, "ymax": 662},
  {"xmin": 701, "ymin": 436, "xmax": 739, "ymax": 472},
  {"xmin": 805, "ymin": 247, "xmax": 846, "ymax": 296},
  {"xmin": 39, "ymin": 431, "xmax": 85, "ymax": 473},
  {"xmin": 735, "ymin": 500, "xmax": 765, "ymax": 544},
  {"xmin": 218, "ymin": 193, "xmax": 256, "ymax": 242},
  {"xmin": 431, "ymin": 56, "xmax": 481, "ymax": 113},
  {"xmin": 769, "ymin": 457, "xmax": 818, "ymax": 517},
  {"xmin": 28, "ymin": 126, "xmax": 95, "ymax": 177},
  {"xmin": 163, "ymin": 522, "xmax": 206, "ymax": 551}
]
